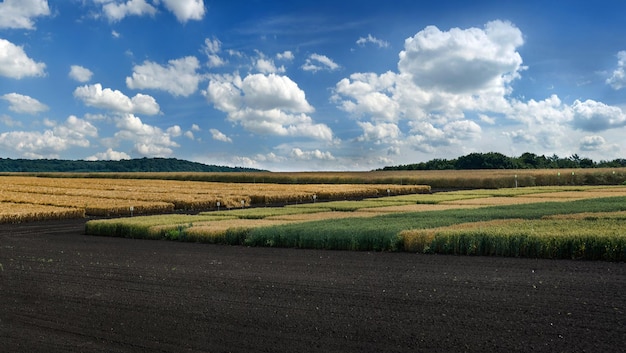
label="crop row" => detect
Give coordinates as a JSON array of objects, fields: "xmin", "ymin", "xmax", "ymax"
[
  {"xmin": 0, "ymin": 202, "xmax": 84, "ymax": 223},
  {"xmin": 401, "ymin": 216, "xmax": 626, "ymax": 261},
  {"xmin": 0, "ymin": 176, "xmax": 429, "ymax": 219},
  {"xmin": 85, "ymin": 187, "xmax": 626, "ymax": 260},
  {"xmin": 11, "ymin": 168, "xmax": 626, "ymax": 188}
]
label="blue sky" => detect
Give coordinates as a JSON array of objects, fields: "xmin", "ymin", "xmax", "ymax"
[{"xmin": 1, "ymin": 0, "xmax": 625, "ymax": 171}]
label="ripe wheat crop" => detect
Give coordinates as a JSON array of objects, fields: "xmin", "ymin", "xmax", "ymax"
[
  {"xmin": 0, "ymin": 202, "xmax": 84, "ymax": 223},
  {"xmin": 0, "ymin": 175, "xmax": 429, "ymax": 221}
]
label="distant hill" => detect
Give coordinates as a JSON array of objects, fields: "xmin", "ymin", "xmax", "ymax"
[{"xmin": 0, "ymin": 157, "xmax": 265, "ymax": 173}]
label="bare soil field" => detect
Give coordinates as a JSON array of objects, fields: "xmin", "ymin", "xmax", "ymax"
[{"xmin": 1, "ymin": 219, "xmax": 625, "ymax": 353}]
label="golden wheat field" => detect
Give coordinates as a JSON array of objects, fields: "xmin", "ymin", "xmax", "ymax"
[
  {"xmin": 22, "ymin": 167, "xmax": 626, "ymax": 187},
  {"xmin": 0, "ymin": 175, "xmax": 429, "ymax": 222}
]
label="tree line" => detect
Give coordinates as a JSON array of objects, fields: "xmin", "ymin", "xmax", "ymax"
[
  {"xmin": 0, "ymin": 157, "xmax": 263, "ymax": 173},
  {"xmin": 380, "ymin": 152, "xmax": 626, "ymax": 171}
]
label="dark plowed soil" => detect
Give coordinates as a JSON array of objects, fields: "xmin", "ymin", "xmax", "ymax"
[{"xmin": 1, "ymin": 219, "xmax": 625, "ymax": 352}]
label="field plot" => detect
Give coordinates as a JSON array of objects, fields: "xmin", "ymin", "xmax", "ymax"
[
  {"xmin": 19, "ymin": 167, "xmax": 626, "ymax": 188},
  {"xmin": 0, "ymin": 202, "xmax": 84, "ymax": 223},
  {"xmin": 0, "ymin": 175, "xmax": 428, "ymax": 222},
  {"xmin": 85, "ymin": 185, "xmax": 626, "ymax": 260}
]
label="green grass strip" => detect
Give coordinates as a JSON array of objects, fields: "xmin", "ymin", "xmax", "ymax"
[
  {"xmin": 204, "ymin": 206, "xmax": 331, "ymax": 219},
  {"xmin": 85, "ymin": 214, "xmax": 234, "ymax": 239},
  {"xmin": 246, "ymin": 196, "xmax": 626, "ymax": 252}
]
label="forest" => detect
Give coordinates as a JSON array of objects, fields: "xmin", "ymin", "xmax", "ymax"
[
  {"xmin": 380, "ymin": 152, "xmax": 626, "ymax": 170},
  {"xmin": 0, "ymin": 157, "xmax": 263, "ymax": 173}
]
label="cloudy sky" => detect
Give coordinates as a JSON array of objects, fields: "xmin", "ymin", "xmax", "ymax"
[{"xmin": 1, "ymin": 0, "xmax": 626, "ymax": 171}]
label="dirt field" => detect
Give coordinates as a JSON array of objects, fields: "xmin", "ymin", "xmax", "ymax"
[{"xmin": 1, "ymin": 219, "xmax": 625, "ymax": 353}]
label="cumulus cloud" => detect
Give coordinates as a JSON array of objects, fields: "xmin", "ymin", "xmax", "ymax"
[
  {"xmin": 86, "ymin": 148, "xmax": 131, "ymax": 161},
  {"xmin": 202, "ymin": 37, "xmax": 227, "ymax": 68},
  {"xmin": 276, "ymin": 51, "xmax": 294, "ymax": 61},
  {"xmin": 126, "ymin": 56, "xmax": 201, "ymax": 97},
  {"xmin": 0, "ymin": 116, "xmax": 97, "ymax": 158},
  {"xmin": 1, "ymin": 93, "xmax": 48, "ymax": 115},
  {"xmin": 302, "ymin": 54, "xmax": 340, "ymax": 72},
  {"xmin": 571, "ymin": 99, "xmax": 626, "ymax": 132},
  {"xmin": 69, "ymin": 65, "xmax": 94, "ymax": 82},
  {"xmin": 210, "ymin": 128, "xmax": 232, "ymax": 143},
  {"xmin": 204, "ymin": 73, "xmax": 333, "ymax": 140},
  {"xmin": 606, "ymin": 50, "xmax": 626, "ymax": 90},
  {"xmin": 579, "ymin": 135, "xmax": 606, "ymax": 151},
  {"xmin": 333, "ymin": 71, "xmax": 399, "ymax": 121},
  {"xmin": 113, "ymin": 114, "xmax": 179, "ymax": 157},
  {"xmin": 160, "ymin": 0, "xmax": 205, "ymax": 22},
  {"xmin": 0, "ymin": 0, "xmax": 50, "ymax": 30},
  {"xmin": 356, "ymin": 121, "xmax": 400, "ymax": 143},
  {"xmin": 100, "ymin": 0, "xmax": 157, "ymax": 22},
  {"xmin": 334, "ymin": 20, "xmax": 532, "ymax": 155},
  {"xmin": 398, "ymin": 20, "xmax": 524, "ymax": 94},
  {"xmin": 255, "ymin": 54, "xmax": 285, "ymax": 74},
  {"xmin": 74, "ymin": 83, "xmax": 160, "ymax": 115},
  {"xmin": 503, "ymin": 130, "xmax": 537, "ymax": 144},
  {"xmin": 290, "ymin": 148, "xmax": 335, "ymax": 161},
  {"xmin": 0, "ymin": 38, "xmax": 46, "ymax": 79},
  {"xmin": 356, "ymin": 34, "xmax": 389, "ymax": 48}
]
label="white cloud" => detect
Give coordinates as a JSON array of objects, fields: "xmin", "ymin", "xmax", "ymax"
[
  {"xmin": 302, "ymin": 53, "xmax": 340, "ymax": 72},
  {"xmin": 0, "ymin": 116, "xmax": 97, "ymax": 158},
  {"xmin": 290, "ymin": 148, "xmax": 335, "ymax": 161},
  {"xmin": 0, "ymin": 115, "xmax": 22, "ymax": 127},
  {"xmin": 333, "ymin": 71, "xmax": 399, "ymax": 121},
  {"xmin": 166, "ymin": 125, "xmax": 182, "ymax": 137},
  {"xmin": 100, "ymin": 0, "xmax": 157, "ymax": 22},
  {"xmin": 579, "ymin": 135, "xmax": 606, "ymax": 151},
  {"xmin": 606, "ymin": 50, "xmax": 626, "ymax": 90},
  {"xmin": 86, "ymin": 148, "xmax": 131, "ymax": 161},
  {"xmin": 210, "ymin": 128, "xmax": 232, "ymax": 143},
  {"xmin": 113, "ymin": 114, "xmax": 179, "ymax": 157},
  {"xmin": 503, "ymin": 130, "xmax": 537, "ymax": 144},
  {"xmin": 74, "ymin": 83, "xmax": 160, "ymax": 115},
  {"xmin": 256, "ymin": 57, "xmax": 285, "ymax": 74},
  {"xmin": 356, "ymin": 121, "xmax": 400, "ymax": 143},
  {"xmin": 1, "ymin": 93, "xmax": 48, "ymax": 115},
  {"xmin": 202, "ymin": 37, "xmax": 227, "ymax": 68},
  {"xmin": 204, "ymin": 73, "xmax": 333, "ymax": 140},
  {"xmin": 276, "ymin": 51, "xmax": 294, "ymax": 61},
  {"xmin": 571, "ymin": 99, "xmax": 626, "ymax": 132},
  {"xmin": 126, "ymin": 56, "xmax": 201, "ymax": 97},
  {"xmin": 0, "ymin": 0, "xmax": 50, "ymax": 30},
  {"xmin": 69, "ymin": 65, "xmax": 94, "ymax": 82},
  {"xmin": 0, "ymin": 38, "xmax": 46, "ymax": 79},
  {"xmin": 399, "ymin": 20, "xmax": 524, "ymax": 94},
  {"xmin": 443, "ymin": 120, "xmax": 482, "ymax": 140},
  {"xmin": 334, "ymin": 20, "xmax": 533, "ymax": 154},
  {"xmin": 356, "ymin": 34, "xmax": 389, "ymax": 48},
  {"xmin": 160, "ymin": 0, "xmax": 205, "ymax": 23}
]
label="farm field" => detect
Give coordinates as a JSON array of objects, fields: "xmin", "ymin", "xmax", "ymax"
[
  {"xmin": 1, "ymin": 219, "xmax": 625, "ymax": 353},
  {"xmin": 5, "ymin": 166, "xmax": 626, "ymax": 187},
  {"xmin": 0, "ymin": 175, "xmax": 429, "ymax": 221},
  {"xmin": 85, "ymin": 185, "xmax": 626, "ymax": 261},
  {"xmin": 3, "ymin": 173, "xmax": 626, "ymax": 260}
]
